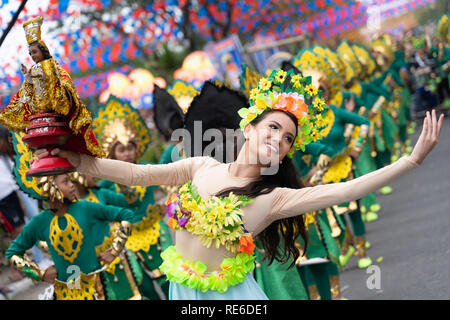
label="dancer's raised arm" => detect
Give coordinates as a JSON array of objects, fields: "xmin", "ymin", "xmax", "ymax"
[{"xmin": 271, "ymin": 110, "xmax": 443, "ymax": 220}]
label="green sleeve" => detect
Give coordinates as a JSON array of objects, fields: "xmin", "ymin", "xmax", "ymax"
[
  {"xmin": 354, "ymin": 93, "xmax": 366, "ymax": 109},
  {"xmin": 341, "ymin": 91, "xmax": 365, "ymax": 109},
  {"xmin": 304, "ymin": 142, "xmax": 334, "ymax": 157},
  {"xmin": 159, "ymin": 145, "xmax": 175, "ymax": 164},
  {"xmin": 97, "ymin": 188, "xmax": 129, "ymax": 208},
  {"xmin": 5, "ymin": 216, "xmax": 40, "ymax": 260},
  {"xmin": 98, "ymin": 179, "xmax": 115, "ymax": 190},
  {"xmin": 334, "ymin": 105, "xmax": 370, "ymax": 126},
  {"xmin": 362, "ymin": 82, "xmax": 392, "ymax": 101},
  {"xmin": 84, "ymin": 201, "xmax": 139, "ymax": 224}
]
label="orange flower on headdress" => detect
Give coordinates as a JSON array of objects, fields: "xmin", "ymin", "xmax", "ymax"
[{"xmin": 273, "ymin": 93, "xmax": 309, "ymax": 123}]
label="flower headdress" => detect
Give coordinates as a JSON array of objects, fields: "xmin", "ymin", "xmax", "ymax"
[
  {"xmin": 370, "ymin": 38, "xmax": 394, "ymax": 67},
  {"xmin": 351, "ymin": 44, "xmax": 376, "ymax": 76},
  {"xmin": 237, "ymin": 68, "xmax": 329, "ymax": 158},
  {"xmin": 337, "ymin": 40, "xmax": 363, "ymax": 79}
]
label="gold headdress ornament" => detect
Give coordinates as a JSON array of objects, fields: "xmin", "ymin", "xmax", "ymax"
[
  {"xmin": 92, "ymin": 95, "xmax": 150, "ymax": 160},
  {"xmin": 436, "ymin": 14, "xmax": 449, "ymax": 42},
  {"xmin": 351, "ymin": 44, "xmax": 376, "ymax": 76},
  {"xmin": 292, "ymin": 49, "xmax": 340, "ymax": 103},
  {"xmin": 370, "ymin": 38, "xmax": 394, "ymax": 67},
  {"xmin": 23, "ymin": 16, "xmax": 48, "ymax": 50},
  {"xmin": 167, "ymin": 79, "xmax": 200, "ymax": 114},
  {"xmin": 337, "ymin": 41, "xmax": 363, "ymax": 80},
  {"xmin": 70, "ymin": 172, "xmax": 88, "ymax": 188},
  {"xmin": 37, "ymin": 176, "xmax": 65, "ymax": 202},
  {"xmin": 313, "ymin": 46, "xmax": 346, "ymax": 81}
]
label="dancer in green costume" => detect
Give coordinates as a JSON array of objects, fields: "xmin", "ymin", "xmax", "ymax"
[
  {"xmin": 292, "ymin": 143, "xmax": 346, "ymax": 300},
  {"xmin": 6, "ymin": 132, "xmax": 137, "ymax": 300},
  {"xmin": 313, "ymin": 45, "xmax": 381, "ymax": 222},
  {"xmin": 92, "ymin": 96, "xmax": 172, "ymax": 299},
  {"xmin": 71, "ymin": 172, "xmax": 163, "ymax": 300}
]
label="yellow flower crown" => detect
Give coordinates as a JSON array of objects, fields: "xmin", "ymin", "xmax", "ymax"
[{"xmin": 237, "ymin": 68, "xmax": 329, "ymax": 158}]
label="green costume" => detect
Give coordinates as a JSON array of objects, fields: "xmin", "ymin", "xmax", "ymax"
[
  {"xmin": 92, "ymin": 95, "xmax": 173, "ymax": 299},
  {"xmin": 253, "ymin": 243, "xmax": 309, "ymax": 300},
  {"xmin": 291, "ymin": 142, "xmax": 347, "ymax": 300},
  {"xmin": 76, "ymin": 182, "xmax": 157, "ymax": 300},
  {"xmin": 6, "ymin": 200, "xmax": 137, "ymax": 300}
]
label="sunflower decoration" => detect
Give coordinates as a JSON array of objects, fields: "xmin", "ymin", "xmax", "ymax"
[
  {"xmin": 237, "ymin": 68, "xmax": 329, "ymax": 157},
  {"xmin": 292, "ymin": 48, "xmax": 341, "ymax": 105},
  {"xmin": 239, "ymin": 63, "xmax": 264, "ymax": 98},
  {"xmin": 337, "ymin": 40, "xmax": 364, "ymax": 80},
  {"xmin": 312, "ymin": 45, "xmax": 347, "ymax": 84},
  {"xmin": 92, "ymin": 95, "xmax": 150, "ymax": 160}
]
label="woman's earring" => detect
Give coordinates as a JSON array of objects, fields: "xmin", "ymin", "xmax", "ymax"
[{"xmin": 279, "ymin": 160, "xmax": 283, "ymax": 164}]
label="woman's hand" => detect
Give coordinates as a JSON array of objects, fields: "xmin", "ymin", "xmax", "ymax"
[
  {"xmin": 33, "ymin": 148, "xmax": 81, "ymax": 167},
  {"xmin": 42, "ymin": 265, "xmax": 58, "ymax": 283},
  {"xmin": 409, "ymin": 110, "xmax": 444, "ymax": 165},
  {"xmin": 345, "ymin": 95, "xmax": 355, "ymax": 113}
]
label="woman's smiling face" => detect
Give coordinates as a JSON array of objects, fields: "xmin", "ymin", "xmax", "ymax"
[{"xmin": 244, "ymin": 110, "xmax": 297, "ymax": 166}]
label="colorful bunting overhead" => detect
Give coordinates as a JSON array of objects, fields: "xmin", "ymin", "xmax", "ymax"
[{"xmin": 0, "ymin": 0, "xmax": 437, "ymax": 105}]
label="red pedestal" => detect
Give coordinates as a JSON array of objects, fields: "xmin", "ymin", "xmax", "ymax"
[{"xmin": 22, "ymin": 112, "xmax": 75, "ymax": 177}]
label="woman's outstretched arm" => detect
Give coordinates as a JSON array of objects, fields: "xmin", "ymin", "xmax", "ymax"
[
  {"xmin": 34, "ymin": 148, "xmax": 212, "ymax": 187},
  {"xmin": 271, "ymin": 110, "xmax": 444, "ymax": 220}
]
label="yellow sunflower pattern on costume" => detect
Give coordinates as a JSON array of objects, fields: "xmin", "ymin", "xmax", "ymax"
[
  {"xmin": 95, "ymin": 223, "xmax": 121, "ymax": 275},
  {"xmin": 319, "ymin": 108, "xmax": 335, "ymax": 139},
  {"xmin": 303, "ymin": 212, "xmax": 317, "ymax": 230}
]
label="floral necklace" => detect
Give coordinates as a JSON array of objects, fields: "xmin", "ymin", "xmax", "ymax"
[
  {"xmin": 165, "ymin": 181, "xmax": 255, "ymax": 254},
  {"xmin": 161, "ymin": 181, "xmax": 257, "ymax": 293}
]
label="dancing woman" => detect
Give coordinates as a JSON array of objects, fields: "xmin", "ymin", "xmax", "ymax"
[{"xmin": 35, "ymin": 70, "xmax": 443, "ymax": 300}]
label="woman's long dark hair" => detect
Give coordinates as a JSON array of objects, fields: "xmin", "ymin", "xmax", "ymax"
[{"xmin": 216, "ymin": 109, "xmax": 308, "ymax": 268}]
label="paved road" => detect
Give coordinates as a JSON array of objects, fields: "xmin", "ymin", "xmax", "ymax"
[{"xmin": 340, "ymin": 115, "xmax": 450, "ymax": 300}]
